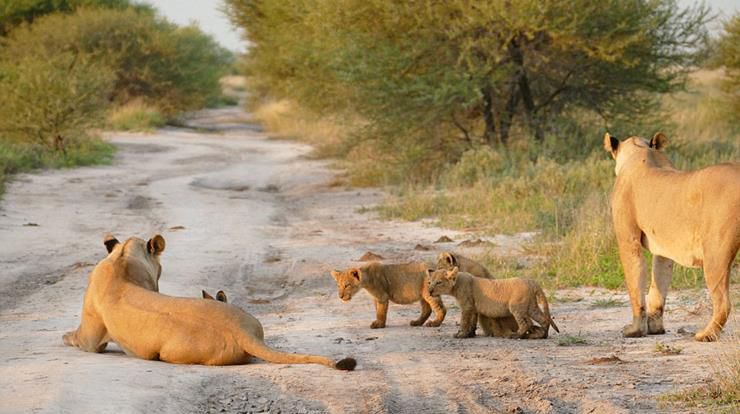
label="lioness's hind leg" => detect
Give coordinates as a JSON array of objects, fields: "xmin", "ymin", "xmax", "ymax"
[
  {"xmin": 647, "ymin": 255, "xmax": 673, "ymax": 335},
  {"xmin": 696, "ymin": 253, "xmax": 734, "ymax": 342},
  {"xmin": 410, "ymin": 300, "xmax": 432, "ymax": 326},
  {"xmin": 422, "ymin": 290, "xmax": 446, "ymax": 327}
]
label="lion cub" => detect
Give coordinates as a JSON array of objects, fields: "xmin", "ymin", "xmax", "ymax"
[
  {"xmin": 437, "ymin": 251, "xmax": 494, "ymax": 279},
  {"xmin": 331, "ymin": 261, "xmax": 446, "ymax": 329},
  {"xmin": 428, "ymin": 267, "xmax": 559, "ymax": 339}
]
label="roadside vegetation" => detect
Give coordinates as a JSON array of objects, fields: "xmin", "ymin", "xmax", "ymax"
[
  {"xmin": 227, "ymin": 0, "xmax": 739, "ymax": 291},
  {"xmin": 0, "ymin": 1, "xmax": 232, "ymax": 195}
]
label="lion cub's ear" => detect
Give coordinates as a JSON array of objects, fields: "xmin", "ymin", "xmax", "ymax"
[
  {"xmin": 216, "ymin": 290, "xmax": 228, "ymax": 303},
  {"xmin": 350, "ymin": 269, "xmax": 361, "ymax": 281},
  {"xmin": 603, "ymin": 133, "xmax": 619, "ymax": 158},
  {"xmin": 330, "ymin": 270, "xmax": 341, "ymax": 281},
  {"xmin": 202, "ymin": 290, "xmax": 215, "ymax": 300},
  {"xmin": 443, "ymin": 252, "xmax": 456, "ymax": 266},
  {"xmin": 147, "ymin": 234, "xmax": 166, "ymax": 256},
  {"xmin": 446, "ymin": 266, "xmax": 459, "ymax": 284},
  {"xmin": 650, "ymin": 132, "xmax": 668, "ymax": 150},
  {"xmin": 103, "ymin": 233, "xmax": 119, "ymax": 254}
]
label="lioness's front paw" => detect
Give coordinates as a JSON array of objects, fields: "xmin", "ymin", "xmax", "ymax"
[
  {"xmin": 622, "ymin": 323, "xmax": 647, "ymax": 338},
  {"xmin": 370, "ymin": 320, "xmax": 386, "ymax": 329},
  {"xmin": 424, "ymin": 320, "xmax": 442, "ymax": 327}
]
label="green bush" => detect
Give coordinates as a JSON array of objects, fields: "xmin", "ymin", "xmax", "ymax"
[
  {"xmin": 0, "ymin": 52, "xmax": 114, "ymax": 151},
  {"xmin": 1, "ymin": 8, "xmax": 232, "ymax": 115}
]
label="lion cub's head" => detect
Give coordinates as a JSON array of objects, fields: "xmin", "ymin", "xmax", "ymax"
[
  {"xmin": 104, "ymin": 233, "xmax": 165, "ymax": 291},
  {"xmin": 427, "ymin": 267, "xmax": 459, "ymax": 296},
  {"xmin": 330, "ymin": 268, "xmax": 363, "ymax": 302},
  {"xmin": 436, "ymin": 252, "xmax": 459, "ymax": 271}
]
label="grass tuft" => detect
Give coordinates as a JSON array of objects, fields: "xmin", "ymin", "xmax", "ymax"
[
  {"xmin": 557, "ymin": 334, "xmax": 589, "ymax": 346},
  {"xmin": 108, "ymin": 100, "xmax": 166, "ymax": 132}
]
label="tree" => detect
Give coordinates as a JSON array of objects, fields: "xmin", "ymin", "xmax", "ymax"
[
  {"xmin": 226, "ymin": 0, "xmax": 710, "ymax": 170},
  {"xmin": 714, "ymin": 15, "xmax": 740, "ymax": 120}
]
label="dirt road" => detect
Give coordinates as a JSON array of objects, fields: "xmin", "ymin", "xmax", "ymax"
[{"xmin": 0, "ymin": 106, "xmax": 736, "ymax": 414}]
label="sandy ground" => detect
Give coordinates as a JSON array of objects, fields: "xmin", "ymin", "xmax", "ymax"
[{"xmin": 0, "ymin": 106, "xmax": 737, "ymax": 414}]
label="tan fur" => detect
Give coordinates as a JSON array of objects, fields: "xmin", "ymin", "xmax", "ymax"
[
  {"xmin": 437, "ymin": 252, "xmax": 494, "ymax": 279},
  {"xmin": 428, "ymin": 267, "xmax": 558, "ymax": 339},
  {"xmin": 331, "ymin": 262, "xmax": 446, "ymax": 328},
  {"xmin": 63, "ymin": 234, "xmax": 355, "ymax": 370},
  {"xmin": 604, "ymin": 132, "xmax": 739, "ymax": 342}
]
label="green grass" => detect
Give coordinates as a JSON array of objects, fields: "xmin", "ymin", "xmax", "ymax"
[
  {"xmin": 107, "ymin": 101, "xmax": 166, "ymax": 132},
  {"xmin": 557, "ymin": 334, "xmax": 589, "ymax": 346},
  {"xmin": 0, "ymin": 138, "xmax": 115, "ymax": 196},
  {"xmin": 654, "ymin": 342, "xmax": 683, "ymax": 355}
]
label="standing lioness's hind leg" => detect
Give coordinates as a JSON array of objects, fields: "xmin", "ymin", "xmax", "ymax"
[{"xmin": 695, "ymin": 253, "xmax": 734, "ymax": 342}]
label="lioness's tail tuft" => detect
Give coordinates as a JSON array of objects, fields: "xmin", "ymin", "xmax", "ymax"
[{"xmin": 335, "ymin": 357, "xmax": 357, "ymax": 371}]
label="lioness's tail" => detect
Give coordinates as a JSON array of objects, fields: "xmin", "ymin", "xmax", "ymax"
[
  {"xmin": 237, "ymin": 335, "xmax": 356, "ymax": 371},
  {"xmin": 536, "ymin": 287, "xmax": 560, "ymax": 333}
]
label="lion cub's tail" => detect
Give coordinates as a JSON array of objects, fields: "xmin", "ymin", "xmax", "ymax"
[
  {"xmin": 237, "ymin": 335, "xmax": 356, "ymax": 371},
  {"xmin": 536, "ymin": 287, "xmax": 560, "ymax": 334}
]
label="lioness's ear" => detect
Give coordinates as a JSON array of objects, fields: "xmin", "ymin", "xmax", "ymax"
[
  {"xmin": 147, "ymin": 234, "xmax": 165, "ymax": 256},
  {"xmin": 103, "ymin": 233, "xmax": 119, "ymax": 254},
  {"xmin": 603, "ymin": 133, "xmax": 619, "ymax": 157},
  {"xmin": 216, "ymin": 290, "xmax": 227, "ymax": 303},
  {"xmin": 202, "ymin": 290, "xmax": 214, "ymax": 300},
  {"xmin": 650, "ymin": 132, "xmax": 668, "ymax": 150}
]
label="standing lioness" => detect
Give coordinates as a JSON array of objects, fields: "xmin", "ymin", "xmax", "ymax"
[
  {"xmin": 64, "ymin": 234, "xmax": 355, "ymax": 370},
  {"xmin": 330, "ymin": 261, "xmax": 446, "ymax": 328},
  {"xmin": 428, "ymin": 267, "xmax": 558, "ymax": 339},
  {"xmin": 605, "ymin": 132, "xmax": 739, "ymax": 341}
]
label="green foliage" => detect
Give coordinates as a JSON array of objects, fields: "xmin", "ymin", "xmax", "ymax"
[
  {"xmin": 1, "ymin": 8, "xmax": 232, "ymax": 115},
  {"xmin": 0, "ymin": 138, "xmax": 115, "ymax": 195},
  {"xmin": 557, "ymin": 334, "xmax": 588, "ymax": 346},
  {"xmin": 714, "ymin": 15, "xmax": 740, "ymax": 121},
  {"xmin": 0, "ymin": 0, "xmax": 148, "ymax": 36},
  {"xmin": 0, "ymin": 52, "xmax": 114, "ymax": 151},
  {"xmin": 226, "ymin": 0, "xmax": 710, "ymax": 179}
]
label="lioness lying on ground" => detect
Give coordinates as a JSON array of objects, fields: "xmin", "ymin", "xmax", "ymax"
[
  {"xmin": 437, "ymin": 252, "xmax": 494, "ymax": 279},
  {"xmin": 428, "ymin": 267, "xmax": 558, "ymax": 339},
  {"xmin": 63, "ymin": 234, "xmax": 355, "ymax": 370},
  {"xmin": 604, "ymin": 132, "xmax": 739, "ymax": 341},
  {"xmin": 331, "ymin": 262, "xmax": 446, "ymax": 328}
]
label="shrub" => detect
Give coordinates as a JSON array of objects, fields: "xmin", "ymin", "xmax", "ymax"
[
  {"xmin": 0, "ymin": 52, "xmax": 114, "ymax": 151},
  {"xmin": 1, "ymin": 8, "xmax": 232, "ymax": 115}
]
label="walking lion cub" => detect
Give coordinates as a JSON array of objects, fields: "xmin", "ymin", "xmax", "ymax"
[
  {"xmin": 331, "ymin": 261, "xmax": 446, "ymax": 328},
  {"xmin": 427, "ymin": 267, "xmax": 558, "ymax": 339}
]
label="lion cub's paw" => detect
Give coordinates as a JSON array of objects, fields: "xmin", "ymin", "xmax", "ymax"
[
  {"xmin": 409, "ymin": 319, "xmax": 424, "ymax": 327},
  {"xmin": 694, "ymin": 329, "xmax": 719, "ymax": 342},
  {"xmin": 424, "ymin": 320, "xmax": 442, "ymax": 328},
  {"xmin": 454, "ymin": 330, "xmax": 475, "ymax": 339},
  {"xmin": 370, "ymin": 320, "xmax": 386, "ymax": 329}
]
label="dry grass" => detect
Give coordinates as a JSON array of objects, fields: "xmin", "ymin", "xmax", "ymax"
[
  {"xmin": 107, "ymin": 100, "xmax": 165, "ymax": 132},
  {"xmin": 659, "ymin": 335, "xmax": 739, "ymax": 412},
  {"xmin": 662, "ymin": 69, "xmax": 739, "ymax": 142},
  {"xmin": 249, "ymin": 100, "xmax": 348, "ymax": 158}
]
